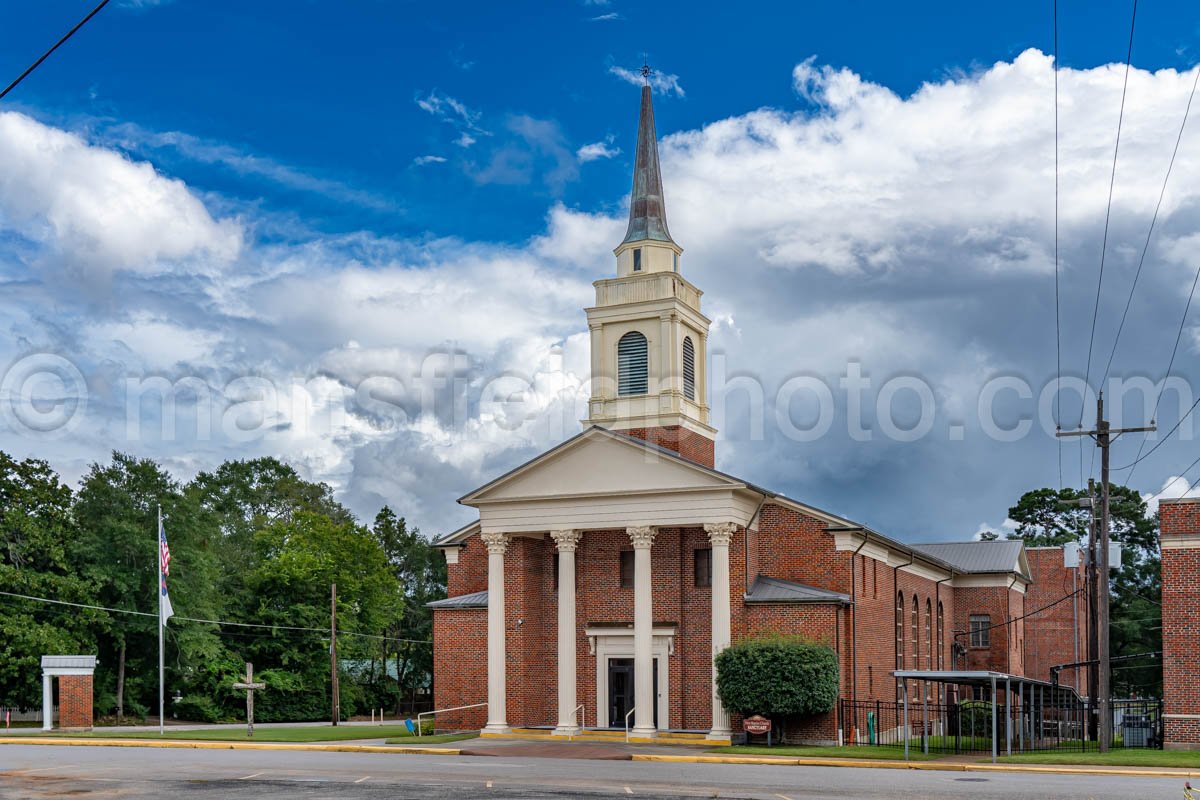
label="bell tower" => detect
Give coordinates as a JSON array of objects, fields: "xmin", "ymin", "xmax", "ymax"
[{"xmin": 584, "ymin": 80, "xmax": 716, "ymax": 466}]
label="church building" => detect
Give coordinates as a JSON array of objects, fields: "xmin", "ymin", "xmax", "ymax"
[{"xmin": 430, "ymin": 83, "xmax": 1087, "ymax": 744}]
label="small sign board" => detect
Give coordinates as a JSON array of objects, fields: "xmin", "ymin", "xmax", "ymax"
[{"xmin": 743, "ymin": 715, "xmax": 772, "ymax": 735}]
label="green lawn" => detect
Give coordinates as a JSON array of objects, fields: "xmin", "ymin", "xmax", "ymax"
[
  {"xmin": 999, "ymin": 749, "xmax": 1200, "ymax": 769},
  {"xmin": 41, "ymin": 724, "xmax": 430, "ymax": 743},
  {"xmin": 710, "ymin": 744, "xmax": 936, "ymax": 761}
]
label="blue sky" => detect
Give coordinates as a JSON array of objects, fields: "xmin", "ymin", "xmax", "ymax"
[
  {"xmin": 7, "ymin": 0, "xmax": 1195, "ymax": 244},
  {"xmin": 4, "ymin": 0, "xmax": 1200, "ymax": 541}
]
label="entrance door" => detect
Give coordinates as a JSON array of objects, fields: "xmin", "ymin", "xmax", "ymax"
[{"xmin": 607, "ymin": 658, "xmax": 659, "ymax": 728}]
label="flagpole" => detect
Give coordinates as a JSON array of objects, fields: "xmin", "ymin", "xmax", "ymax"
[{"xmin": 157, "ymin": 504, "xmax": 164, "ymax": 736}]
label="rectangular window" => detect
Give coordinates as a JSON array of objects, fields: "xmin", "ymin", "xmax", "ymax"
[
  {"xmin": 619, "ymin": 550, "xmax": 634, "ymax": 588},
  {"xmin": 694, "ymin": 548, "xmax": 712, "ymax": 587},
  {"xmin": 969, "ymin": 614, "xmax": 991, "ymax": 648},
  {"xmin": 633, "ymin": 248, "xmax": 642, "ymax": 271},
  {"xmin": 673, "ymin": 252, "xmax": 678, "ymax": 272}
]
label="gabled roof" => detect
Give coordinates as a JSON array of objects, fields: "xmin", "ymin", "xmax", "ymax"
[
  {"xmin": 911, "ymin": 541, "xmax": 1030, "ymax": 578},
  {"xmin": 427, "ymin": 590, "xmax": 487, "ymax": 609},
  {"xmin": 745, "ymin": 575, "xmax": 850, "ymax": 605},
  {"xmin": 453, "ymin": 425, "xmax": 853, "ymax": 527}
]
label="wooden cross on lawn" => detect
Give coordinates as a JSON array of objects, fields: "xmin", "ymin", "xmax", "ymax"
[{"xmin": 232, "ymin": 662, "xmax": 266, "ymax": 738}]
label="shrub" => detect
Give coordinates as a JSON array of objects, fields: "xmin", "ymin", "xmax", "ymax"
[
  {"xmin": 715, "ymin": 635, "xmax": 839, "ymax": 718},
  {"xmin": 174, "ymin": 694, "xmax": 223, "ymax": 723}
]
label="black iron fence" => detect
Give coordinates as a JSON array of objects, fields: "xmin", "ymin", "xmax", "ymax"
[{"xmin": 838, "ymin": 696, "xmax": 1162, "ymax": 755}]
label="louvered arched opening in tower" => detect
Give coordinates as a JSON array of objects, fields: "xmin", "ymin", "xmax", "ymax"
[
  {"xmin": 617, "ymin": 331, "xmax": 648, "ymax": 396},
  {"xmin": 682, "ymin": 336, "xmax": 696, "ymax": 401}
]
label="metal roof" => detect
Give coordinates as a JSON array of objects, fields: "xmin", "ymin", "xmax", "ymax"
[
  {"xmin": 41, "ymin": 655, "xmax": 96, "ymax": 670},
  {"xmin": 744, "ymin": 575, "xmax": 850, "ymax": 605},
  {"xmin": 891, "ymin": 670, "xmax": 1080, "ymax": 699},
  {"xmin": 620, "ymin": 84, "xmax": 675, "ymax": 247},
  {"xmin": 910, "ymin": 541, "xmax": 1027, "ymax": 575},
  {"xmin": 426, "ymin": 590, "xmax": 488, "ymax": 610}
]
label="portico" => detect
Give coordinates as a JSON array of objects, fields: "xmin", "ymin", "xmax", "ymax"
[{"xmin": 454, "ymin": 426, "xmax": 756, "ymax": 741}]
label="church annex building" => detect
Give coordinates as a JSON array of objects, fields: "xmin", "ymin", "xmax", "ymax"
[{"xmin": 428, "ymin": 83, "xmax": 1200, "ymax": 749}]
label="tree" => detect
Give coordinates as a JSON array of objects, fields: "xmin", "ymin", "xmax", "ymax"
[
  {"xmin": 372, "ymin": 507, "xmax": 446, "ymax": 713},
  {"xmin": 715, "ymin": 635, "xmax": 839, "ymax": 730},
  {"xmin": 0, "ymin": 453, "xmax": 97, "ymax": 708},
  {"xmin": 71, "ymin": 452, "xmax": 225, "ymax": 720},
  {"xmin": 1006, "ymin": 485, "xmax": 1161, "ymax": 695}
]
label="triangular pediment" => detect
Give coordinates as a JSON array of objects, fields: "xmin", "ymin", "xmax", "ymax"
[{"xmin": 460, "ymin": 428, "xmax": 738, "ymax": 505}]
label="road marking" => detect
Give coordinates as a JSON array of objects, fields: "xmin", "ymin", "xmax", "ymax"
[
  {"xmin": 354, "ymin": 776, "xmax": 370, "ymax": 783},
  {"xmin": 776, "ymin": 795, "xmax": 795, "ymax": 800},
  {"xmin": 238, "ymin": 772, "xmax": 263, "ymax": 780},
  {"xmin": 624, "ymin": 787, "xmax": 633, "ymax": 795},
  {"xmin": 486, "ymin": 780, "xmax": 493, "ymax": 788}
]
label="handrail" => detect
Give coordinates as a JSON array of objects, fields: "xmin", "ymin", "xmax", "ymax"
[
  {"xmin": 569, "ymin": 704, "xmax": 587, "ymax": 740},
  {"xmin": 625, "ymin": 707, "xmax": 636, "ymax": 742},
  {"xmin": 415, "ymin": 702, "xmax": 487, "ymax": 737}
]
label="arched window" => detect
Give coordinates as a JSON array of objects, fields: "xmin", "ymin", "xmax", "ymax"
[
  {"xmin": 912, "ymin": 596, "xmax": 920, "ymax": 668},
  {"xmin": 937, "ymin": 602, "xmax": 945, "ymax": 670},
  {"xmin": 925, "ymin": 598, "xmax": 933, "ymax": 670},
  {"xmin": 617, "ymin": 332, "xmax": 648, "ymax": 396},
  {"xmin": 682, "ymin": 336, "xmax": 696, "ymax": 401},
  {"xmin": 895, "ymin": 592, "xmax": 904, "ymax": 670}
]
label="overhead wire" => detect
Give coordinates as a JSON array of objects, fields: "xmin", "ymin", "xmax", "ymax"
[
  {"xmin": 0, "ymin": 0, "xmax": 112, "ymax": 101},
  {"xmin": 0, "ymin": 589, "xmax": 431, "ymax": 645},
  {"xmin": 1053, "ymin": 0, "xmax": 1064, "ymax": 490},
  {"xmin": 1079, "ymin": 0, "xmax": 1139, "ymax": 488}
]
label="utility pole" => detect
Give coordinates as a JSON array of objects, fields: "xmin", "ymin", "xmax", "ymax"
[
  {"xmin": 1058, "ymin": 391, "xmax": 1153, "ymax": 753},
  {"xmin": 331, "ymin": 583, "xmax": 339, "ymax": 727}
]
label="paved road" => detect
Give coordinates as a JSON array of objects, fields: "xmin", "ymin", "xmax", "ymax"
[{"xmin": 0, "ymin": 744, "xmax": 1188, "ymax": 799}]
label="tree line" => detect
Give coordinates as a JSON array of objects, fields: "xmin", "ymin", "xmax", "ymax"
[{"xmin": 0, "ymin": 451, "xmax": 445, "ymax": 723}]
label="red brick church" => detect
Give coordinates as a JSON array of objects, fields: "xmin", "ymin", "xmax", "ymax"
[{"xmin": 429, "ymin": 83, "xmax": 1101, "ymax": 744}]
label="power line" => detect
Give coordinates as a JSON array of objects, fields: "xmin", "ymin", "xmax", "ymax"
[
  {"xmin": 0, "ymin": 0, "xmax": 112, "ymax": 102},
  {"xmin": 1099, "ymin": 64, "xmax": 1200, "ymax": 392},
  {"xmin": 0, "ymin": 589, "xmax": 431, "ymax": 645},
  {"xmin": 1053, "ymin": 0, "xmax": 1063, "ymax": 490},
  {"xmin": 1081, "ymin": 0, "xmax": 1138, "ymax": 476},
  {"xmin": 1112, "ymin": 393, "xmax": 1200, "ymax": 470}
]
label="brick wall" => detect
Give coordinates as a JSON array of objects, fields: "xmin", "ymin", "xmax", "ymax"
[
  {"xmin": 1160, "ymin": 498, "xmax": 1200, "ymax": 750},
  {"xmin": 431, "ymin": 609, "xmax": 487, "ymax": 730},
  {"xmin": 1023, "ymin": 548, "xmax": 1085, "ymax": 687},
  {"xmin": 620, "ymin": 426, "xmax": 715, "ymax": 468},
  {"xmin": 58, "ymin": 675, "xmax": 93, "ymax": 730},
  {"xmin": 433, "ymin": 511, "xmax": 1062, "ymax": 741}
]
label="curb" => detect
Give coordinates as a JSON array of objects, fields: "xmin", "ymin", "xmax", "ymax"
[
  {"xmin": 0, "ymin": 737, "xmax": 460, "ymax": 756},
  {"xmin": 633, "ymin": 754, "xmax": 1200, "ymax": 778}
]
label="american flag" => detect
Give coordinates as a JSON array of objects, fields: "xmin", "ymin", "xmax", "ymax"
[
  {"xmin": 160, "ymin": 523, "xmax": 171, "ymax": 577},
  {"xmin": 159, "ymin": 520, "xmax": 174, "ymax": 624}
]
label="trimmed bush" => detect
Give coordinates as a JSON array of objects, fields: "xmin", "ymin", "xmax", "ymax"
[{"xmin": 715, "ymin": 635, "xmax": 839, "ymax": 718}]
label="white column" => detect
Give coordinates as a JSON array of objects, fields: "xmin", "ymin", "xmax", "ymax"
[
  {"xmin": 481, "ymin": 532, "xmax": 510, "ymax": 734},
  {"xmin": 705, "ymin": 523, "xmax": 736, "ymax": 740},
  {"xmin": 628, "ymin": 525, "xmax": 658, "ymax": 737},
  {"xmin": 42, "ymin": 673, "xmax": 52, "ymax": 731},
  {"xmin": 551, "ymin": 529, "xmax": 583, "ymax": 735}
]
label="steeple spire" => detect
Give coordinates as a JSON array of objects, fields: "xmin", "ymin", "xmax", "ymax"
[{"xmin": 621, "ymin": 83, "xmax": 675, "ymax": 246}]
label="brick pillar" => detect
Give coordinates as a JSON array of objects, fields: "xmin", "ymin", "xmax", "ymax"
[
  {"xmin": 1161, "ymin": 497, "xmax": 1200, "ymax": 750},
  {"xmin": 58, "ymin": 675, "xmax": 93, "ymax": 730}
]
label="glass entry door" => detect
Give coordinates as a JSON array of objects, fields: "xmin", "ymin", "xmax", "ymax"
[{"xmin": 607, "ymin": 657, "xmax": 658, "ymax": 728}]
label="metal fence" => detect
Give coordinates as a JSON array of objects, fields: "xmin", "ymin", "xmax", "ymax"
[{"xmin": 839, "ymin": 696, "xmax": 1162, "ymax": 755}]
